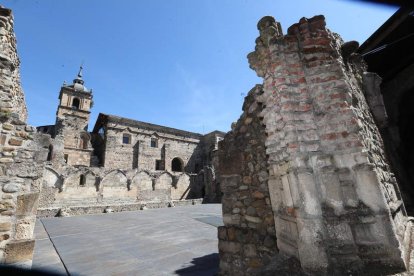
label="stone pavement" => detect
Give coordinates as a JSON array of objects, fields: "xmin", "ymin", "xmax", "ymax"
[{"xmin": 32, "ymin": 204, "xmax": 223, "ymax": 276}]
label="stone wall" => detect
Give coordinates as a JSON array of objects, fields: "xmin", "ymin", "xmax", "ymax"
[
  {"xmin": 101, "ymin": 121, "xmax": 202, "ymax": 172},
  {"xmin": 0, "ymin": 7, "xmax": 26, "ymax": 122},
  {"xmin": 39, "ymin": 165, "xmax": 200, "ymax": 211},
  {"xmin": 199, "ymin": 131, "xmax": 223, "ymax": 203},
  {"xmin": 380, "ymin": 62, "xmax": 414, "ymax": 213},
  {"xmin": 219, "ymin": 15, "xmax": 412, "ymax": 275},
  {"xmin": 0, "ymin": 6, "xmax": 47, "ymax": 267},
  {"xmin": 218, "ymin": 85, "xmax": 280, "ymax": 275}
]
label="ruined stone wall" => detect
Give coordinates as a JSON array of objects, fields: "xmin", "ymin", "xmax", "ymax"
[
  {"xmin": 39, "ymin": 165, "xmax": 196, "ymax": 209},
  {"xmin": 218, "ymin": 85, "xmax": 278, "ymax": 275},
  {"xmin": 196, "ymin": 132, "xmax": 223, "ymax": 203},
  {"xmin": 0, "ymin": 7, "xmax": 27, "ymax": 122},
  {"xmin": 0, "ymin": 6, "xmax": 47, "ymax": 267},
  {"xmin": 103, "ymin": 125, "xmax": 201, "ymax": 172},
  {"xmin": 219, "ymin": 15, "xmax": 412, "ymax": 275}
]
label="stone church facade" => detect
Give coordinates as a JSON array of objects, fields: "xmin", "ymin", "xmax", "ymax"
[{"xmin": 36, "ymin": 68, "xmax": 224, "ymax": 215}]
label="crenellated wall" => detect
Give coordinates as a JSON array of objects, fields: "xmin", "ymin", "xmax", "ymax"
[{"xmin": 219, "ymin": 15, "xmax": 413, "ymax": 275}]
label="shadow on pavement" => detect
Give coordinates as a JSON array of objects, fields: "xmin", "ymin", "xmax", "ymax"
[
  {"xmin": 0, "ymin": 265, "xmax": 66, "ymax": 276},
  {"xmin": 175, "ymin": 253, "xmax": 219, "ymax": 276}
]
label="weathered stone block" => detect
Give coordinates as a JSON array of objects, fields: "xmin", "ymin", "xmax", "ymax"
[
  {"xmin": 0, "ymin": 221, "xmax": 12, "ymax": 231},
  {"xmin": 15, "ymin": 217, "xmax": 36, "ymax": 240},
  {"xmin": 219, "ymin": 241, "xmax": 242, "ymax": 254},
  {"xmin": 8, "ymin": 137, "xmax": 22, "ymax": 146},
  {"xmin": 2, "ymin": 183, "xmax": 20, "ymax": 193},
  {"xmin": 0, "ymin": 158, "xmax": 13, "ymax": 163},
  {"xmin": 16, "ymin": 192, "xmax": 39, "ymax": 216},
  {"xmin": 2, "ymin": 123, "xmax": 13, "ymax": 130},
  {"xmin": 4, "ymin": 240, "xmax": 35, "ymax": 264}
]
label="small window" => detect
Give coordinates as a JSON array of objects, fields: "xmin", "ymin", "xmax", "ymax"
[
  {"xmin": 47, "ymin": 145, "xmax": 53, "ymax": 161},
  {"xmin": 72, "ymin": 98, "xmax": 80, "ymax": 109},
  {"xmin": 150, "ymin": 138, "xmax": 158, "ymax": 148},
  {"xmin": 64, "ymin": 154, "xmax": 68, "ymax": 163},
  {"xmin": 155, "ymin": 160, "xmax": 162, "ymax": 170},
  {"xmin": 123, "ymin": 134, "xmax": 131, "ymax": 144},
  {"xmin": 98, "ymin": 127, "xmax": 105, "ymax": 137},
  {"xmin": 79, "ymin": 174, "xmax": 86, "ymax": 186}
]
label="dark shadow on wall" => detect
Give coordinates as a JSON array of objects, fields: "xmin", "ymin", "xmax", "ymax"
[{"xmin": 175, "ymin": 253, "xmax": 219, "ymax": 276}]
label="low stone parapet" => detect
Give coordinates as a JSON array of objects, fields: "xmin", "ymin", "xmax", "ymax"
[{"xmin": 37, "ymin": 198, "xmax": 204, "ymax": 218}]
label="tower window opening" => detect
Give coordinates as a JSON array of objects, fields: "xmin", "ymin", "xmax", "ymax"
[{"xmin": 72, "ymin": 98, "xmax": 80, "ymax": 109}]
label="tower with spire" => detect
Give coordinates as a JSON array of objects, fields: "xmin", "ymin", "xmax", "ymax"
[{"xmin": 54, "ymin": 66, "xmax": 94, "ymax": 166}]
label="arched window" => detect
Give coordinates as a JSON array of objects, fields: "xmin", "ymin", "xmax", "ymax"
[
  {"xmin": 72, "ymin": 98, "xmax": 80, "ymax": 109},
  {"xmin": 47, "ymin": 145, "xmax": 53, "ymax": 161},
  {"xmin": 171, "ymin": 157, "xmax": 183, "ymax": 172},
  {"xmin": 79, "ymin": 174, "xmax": 86, "ymax": 186}
]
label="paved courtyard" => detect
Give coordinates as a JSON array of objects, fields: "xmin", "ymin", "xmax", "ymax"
[{"xmin": 32, "ymin": 204, "xmax": 223, "ymax": 276}]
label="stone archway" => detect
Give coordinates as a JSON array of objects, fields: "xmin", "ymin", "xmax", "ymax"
[
  {"xmin": 101, "ymin": 170, "xmax": 133, "ymax": 202},
  {"xmin": 171, "ymin": 157, "xmax": 184, "ymax": 172},
  {"xmin": 134, "ymin": 171, "xmax": 153, "ymax": 201}
]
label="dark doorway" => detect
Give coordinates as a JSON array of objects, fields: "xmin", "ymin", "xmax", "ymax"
[{"xmin": 171, "ymin": 158, "xmax": 183, "ymax": 172}]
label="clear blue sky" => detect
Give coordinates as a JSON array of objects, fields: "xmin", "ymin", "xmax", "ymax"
[{"xmin": 3, "ymin": 0, "xmax": 397, "ymax": 134}]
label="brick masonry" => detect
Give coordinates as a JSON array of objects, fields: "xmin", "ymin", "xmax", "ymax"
[{"xmin": 218, "ymin": 15, "xmax": 413, "ymax": 275}]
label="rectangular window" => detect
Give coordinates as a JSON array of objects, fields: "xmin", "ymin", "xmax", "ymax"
[
  {"xmin": 123, "ymin": 134, "xmax": 131, "ymax": 144},
  {"xmin": 155, "ymin": 160, "xmax": 162, "ymax": 170},
  {"xmin": 64, "ymin": 154, "xmax": 68, "ymax": 163},
  {"xmin": 151, "ymin": 138, "xmax": 158, "ymax": 148},
  {"xmin": 80, "ymin": 175, "xmax": 86, "ymax": 186}
]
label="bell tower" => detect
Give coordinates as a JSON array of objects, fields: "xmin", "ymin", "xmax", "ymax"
[
  {"xmin": 55, "ymin": 66, "xmax": 94, "ymax": 166},
  {"xmin": 56, "ymin": 66, "xmax": 93, "ymax": 128}
]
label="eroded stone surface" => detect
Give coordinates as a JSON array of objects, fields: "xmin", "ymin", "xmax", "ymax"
[
  {"xmin": 0, "ymin": 5, "xmax": 48, "ymax": 267},
  {"xmin": 219, "ymin": 15, "xmax": 413, "ymax": 275}
]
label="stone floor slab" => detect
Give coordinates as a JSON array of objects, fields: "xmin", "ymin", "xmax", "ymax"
[{"xmin": 33, "ymin": 204, "xmax": 222, "ymax": 276}]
